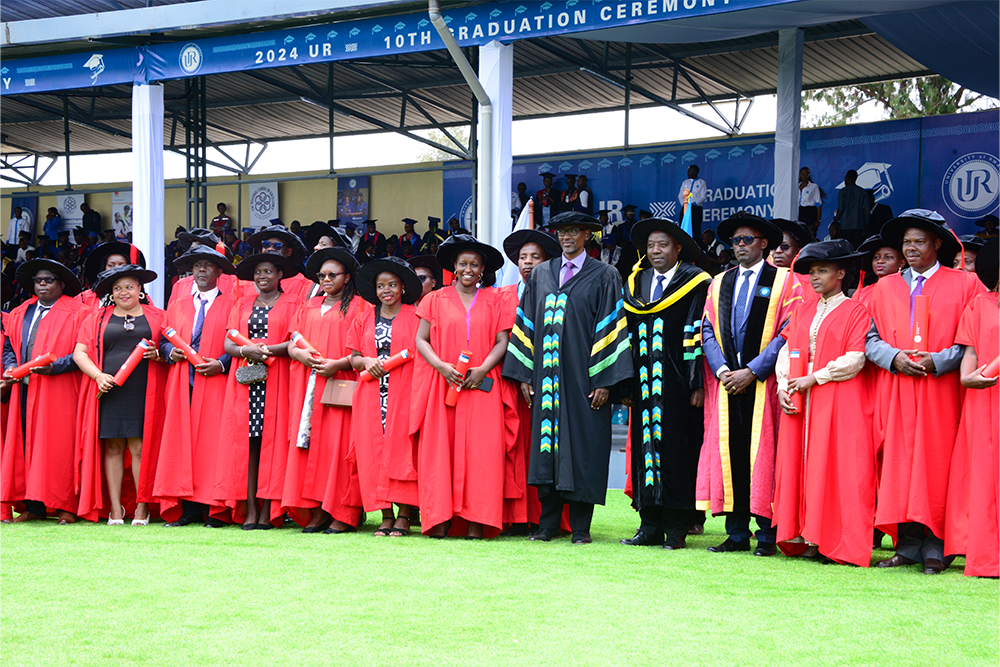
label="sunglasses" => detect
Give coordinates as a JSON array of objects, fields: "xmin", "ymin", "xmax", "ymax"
[
  {"xmin": 777, "ymin": 243, "xmax": 793, "ymax": 252},
  {"xmin": 32, "ymin": 276, "xmax": 59, "ymax": 285},
  {"xmin": 417, "ymin": 275, "xmax": 433, "ymax": 283},
  {"xmin": 730, "ymin": 236, "xmax": 764, "ymax": 246},
  {"xmin": 261, "ymin": 240, "xmax": 284, "ymax": 250},
  {"xmin": 317, "ymin": 271, "xmax": 348, "ymax": 280}
]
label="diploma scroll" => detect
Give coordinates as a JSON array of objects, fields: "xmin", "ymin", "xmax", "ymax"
[
  {"xmin": 162, "ymin": 327, "xmax": 206, "ymax": 366},
  {"xmin": 99, "ymin": 339, "xmax": 153, "ymax": 398},
  {"xmin": 7, "ymin": 352, "xmax": 57, "ymax": 380},
  {"xmin": 788, "ymin": 349, "xmax": 805, "ymax": 413},
  {"xmin": 227, "ymin": 329, "xmax": 275, "ymax": 367},
  {"xmin": 983, "ymin": 354, "xmax": 1000, "ymax": 380},
  {"xmin": 359, "ymin": 349, "xmax": 411, "ymax": 382},
  {"xmin": 291, "ymin": 331, "xmax": 321, "ymax": 358},
  {"xmin": 444, "ymin": 350, "xmax": 472, "ymax": 407}
]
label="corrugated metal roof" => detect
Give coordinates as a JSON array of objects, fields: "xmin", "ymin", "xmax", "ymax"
[{"xmin": 1, "ymin": 21, "xmax": 932, "ymax": 158}]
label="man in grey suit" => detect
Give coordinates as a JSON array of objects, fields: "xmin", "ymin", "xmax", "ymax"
[{"xmin": 865, "ymin": 209, "xmax": 986, "ymax": 574}]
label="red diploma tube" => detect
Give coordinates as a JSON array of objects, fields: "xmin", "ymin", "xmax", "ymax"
[
  {"xmin": 444, "ymin": 350, "xmax": 472, "ymax": 407},
  {"xmin": 359, "ymin": 349, "xmax": 411, "ymax": 381},
  {"xmin": 291, "ymin": 331, "xmax": 321, "ymax": 359},
  {"xmin": 983, "ymin": 354, "xmax": 1000, "ymax": 379},
  {"xmin": 100, "ymin": 339, "xmax": 152, "ymax": 397},
  {"xmin": 228, "ymin": 329, "xmax": 275, "ymax": 367},
  {"xmin": 911, "ymin": 295, "xmax": 930, "ymax": 355},
  {"xmin": 162, "ymin": 326, "xmax": 206, "ymax": 366},
  {"xmin": 788, "ymin": 349, "xmax": 805, "ymax": 413},
  {"xmin": 7, "ymin": 352, "xmax": 57, "ymax": 380}
]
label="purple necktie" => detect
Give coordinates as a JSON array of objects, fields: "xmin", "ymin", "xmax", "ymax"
[
  {"xmin": 560, "ymin": 261, "xmax": 576, "ymax": 287},
  {"xmin": 910, "ymin": 275, "xmax": 925, "ymax": 331}
]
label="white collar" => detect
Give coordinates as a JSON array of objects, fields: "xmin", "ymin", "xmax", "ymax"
[{"xmin": 911, "ymin": 261, "xmax": 940, "ymax": 281}]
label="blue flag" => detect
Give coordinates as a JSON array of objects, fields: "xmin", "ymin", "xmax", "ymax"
[{"xmin": 680, "ymin": 192, "xmax": 693, "ymax": 236}]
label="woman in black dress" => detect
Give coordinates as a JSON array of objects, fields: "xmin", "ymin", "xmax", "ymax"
[{"xmin": 74, "ymin": 265, "xmax": 164, "ymax": 525}]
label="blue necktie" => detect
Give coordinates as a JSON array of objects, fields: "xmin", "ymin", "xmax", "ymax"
[
  {"xmin": 910, "ymin": 275, "xmax": 926, "ymax": 331},
  {"xmin": 189, "ymin": 296, "xmax": 207, "ymax": 386},
  {"xmin": 651, "ymin": 274, "xmax": 665, "ymax": 302},
  {"xmin": 733, "ymin": 269, "xmax": 753, "ymax": 356}
]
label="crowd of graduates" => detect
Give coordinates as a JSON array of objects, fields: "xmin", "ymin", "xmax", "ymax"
[{"xmin": 0, "ymin": 202, "xmax": 996, "ymax": 579}]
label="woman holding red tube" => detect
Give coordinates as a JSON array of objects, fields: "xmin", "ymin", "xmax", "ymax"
[{"xmin": 73, "ymin": 264, "xmax": 166, "ymax": 525}]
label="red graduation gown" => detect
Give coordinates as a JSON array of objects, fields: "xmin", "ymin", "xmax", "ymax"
[
  {"xmin": 346, "ymin": 304, "xmax": 421, "ymax": 511},
  {"xmin": 281, "ymin": 295, "xmax": 366, "ymax": 527},
  {"xmin": 214, "ymin": 291, "xmax": 302, "ymax": 525},
  {"xmin": 74, "ymin": 305, "xmax": 168, "ymax": 522},
  {"xmin": 945, "ymin": 293, "xmax": 999, "ymax": 577},
  {"xmin": 794, "ymin": 272, "xmax": 820, "ymax": 307},
  {"xmin": 1, "ymin": 295, "xmax": 85, "ymax": 514},
  {"xmin": 497, "ymin": 283, "xmax": 539, "ymax": 526},
  {"xmin": 773, "ymin": 298, "xmax": 876, "ymax": 566},
  {"xmin": 169, "ymin": 273, "xmax": 241, "ymax": 304},
  {"xmin": 152, "ymin": 290, "xmax": 235, "ymax": 522},
  {"xmin": 0, "ymin": 313, "xmax": 8, "ymax": 522},
  {"xmin": 409, "ymin": 286, "xmax": 517, "ymax": 535},
  {"xmin": 869, "ymin": 268, "xmax": 986, "ymax": 538}
]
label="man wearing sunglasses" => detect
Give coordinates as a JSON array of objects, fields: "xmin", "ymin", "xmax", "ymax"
[
  {"xmin": 771, "ymin": 218, "xmax": 820, "ymax": 306},
  {"xmin": 698, "ymin": 212, "xmax": 803, "ymax": 557},
  {"xmin": 2, "ymin": 259, "xmax": 85, "ymax": 524}
]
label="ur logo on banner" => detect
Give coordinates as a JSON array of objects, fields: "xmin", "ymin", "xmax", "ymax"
[
  {"xmin": 179, "ymin": 44, "xmax": 204, "ymax": 75},
  {"xmin": 943, "ymin": 152, "xmax": 999, "ymax": 218},
  {"xmin": 84, "ymin": 54, "xmax": 105, "ymax": 81}
]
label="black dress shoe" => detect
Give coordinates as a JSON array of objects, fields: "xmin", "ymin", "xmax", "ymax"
[
  {"xmin": 164, "ymin": 514, "xmax": 199, "ymax": 528},
  {"xmin": 620, "ymin": 531, "xmax": 664, "ymax": 546},
  {"xmin": 875, "ymin": 554, "xmax": 918, "ymax": 568},
  {"xmin": 303, "ymin": 517, "xmax": 333, "ymax": 534},
  {"xmin": 571, "ymin": 531, "xmax": 592, "ymax": 544},
  {"xmin": 204, "ymin": 517, "xmax": 227, "ymax": 528},
  {"xmin": 663, "ymin": 537, "xmax": 687, "ymax": 550},
  {"xmin": 529, "ymin": 528, "xmax": 556, "ymax": 542},
  {"xmin": 923, "ymin": 558, "xmax": 947, "ymax": 575},
  {"xmin": 499, "ymin": 523, "xmax": 532, "ymax": 537},
  {"xmin": 241, "ymin": 523, "xmax": 257, "ymax": 531},
  {"xmin": 753, "ymin": 543, "xmax": 777, "ymax": 557},
  {"xmin": 687, "ymin": 524, "xmax": 705, "ymax": 536},
  {"xmin": 707, "ymin": 538, "xmax": 751, "ymax": 553}
]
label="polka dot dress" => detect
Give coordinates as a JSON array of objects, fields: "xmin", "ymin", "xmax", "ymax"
[
  {"xmin": 247, "ymin": 305, "xmax": 269, "ymax": 437},
  {"xmin": 375, "ymin": 314, "xmax": 393, "ymax": 431}
]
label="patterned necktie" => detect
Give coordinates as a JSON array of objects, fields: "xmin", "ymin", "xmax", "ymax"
[
  {"xmin": 733, "ymin": 269, "xmax": 754, "ymax": 353},
  {"xmin": 189, "ymin": 296, "xmax": 208, "ymax": 385},
  {"xmin": 651, "ymin": 274, "xmax": 666, "ymax": 302},
  {"xmin": 24, "ymin": 304, "xmax": 50, "ymax": 359},
  {"xmin": 910, "ymin": 274, "xmax": 926, "ymax": 330},
  {"xmin": 560, "ymin": 261, "xmax": 576, "ymax": 287}
]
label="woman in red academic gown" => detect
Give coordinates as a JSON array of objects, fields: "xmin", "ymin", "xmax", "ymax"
[
  {"xmin": 347, "ymin": 257, "xmax": 422, "ymax": 537},
  {"xmin": 496, "ymin": 229, "xmax": 562, "ymax": 532},
  {"xmin": 73, "ymin": 265, "xmax": 167, "ymax": 524},
  {"xmin": 945, "ymin": 240, "xmax": 999, "ymax": 577},
  {"xmin": 774, "ymin": 240, "xmax": 876, "ymax": 567},
  {"xmin": 0, "ymin": 312, "xmax": 9, "ymax": 522},
  {"xmin": 216, "ymin": 254, "xmax": 302, "ymax": 529},
  {"xmin": 852, "ymin": 235, "xmax": 906, "ymax": 308},
  {"xmin": 410, "ymin": 234, "xmax": 517, "ymax": 539},
  {"xmin": 2, "ymin": 259, "xmax": 86, "ymax": 523},
  {"xmin": 282, "ymin": 248, "xmax": 366, "ymax": 534}
]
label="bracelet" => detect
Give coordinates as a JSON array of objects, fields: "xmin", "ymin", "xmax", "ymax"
[{"xmin": 240, "ymin": 345, "xmax": 246, "ymax": 358}]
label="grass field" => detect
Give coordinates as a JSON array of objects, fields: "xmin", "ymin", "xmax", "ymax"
[{"xmin": 2, "ymin": 491, "xmax": 997, "ymax": 667}]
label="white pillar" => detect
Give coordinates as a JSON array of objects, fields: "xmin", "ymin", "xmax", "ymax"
[
  {"xmin": 131, "ymin": 84, "xmax": 166, "ymax": 305},
  {"xmin": 773, "ymin": 28, "xmax": 803, "ymax": 221},
  {"xmin": 479, "ymin": 40, "xmax": 513, "ymax": 252}
]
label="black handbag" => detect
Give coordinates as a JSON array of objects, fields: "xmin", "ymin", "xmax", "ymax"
[{"xmin": 235, "ymin": 360, "xmax": 268, "ymax": 385}]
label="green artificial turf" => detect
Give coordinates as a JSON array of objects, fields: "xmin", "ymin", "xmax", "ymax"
[{"xmin": 2, "ymin": 491, "xmax": 997, "ymax": 667}]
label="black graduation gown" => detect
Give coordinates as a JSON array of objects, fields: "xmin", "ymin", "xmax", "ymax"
[
  {"xmin": 502, "ymin": 255, "xmax": 634, "ymax": 505},
  {"xmin": 623, "ymin": 262, "xmax": 711, "ymax": 510}
]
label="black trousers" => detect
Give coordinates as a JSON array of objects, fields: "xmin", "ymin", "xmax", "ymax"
[
  {"xmin": 639, "ymin": 506, "xmax": 699, "ymax": 543},
  {"xmin": 896, "ymin": 522, "xmax": 945, "ymax": 563},
  {"xmin": 691, "ymin": 205, "xmax": 703, "ymax": 242},
  {"xmin": 537, "ymin": 488, "xmax": 594, "ymax": 534}
]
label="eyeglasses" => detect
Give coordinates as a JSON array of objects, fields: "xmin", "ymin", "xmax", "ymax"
[
  {"xmin": 730, "ymin": 236, "xmax": 764, "ymax": 246},
  {"xmin": 555, "ymin": 227, "xmax": 583, "ymax": 236},
  {"xmin": 261, "ymin": 240, "xmax": 284, "ymax": 250},
  {"xmin": 32, "ymin": 276, "xmax": 58, "ymax": 285},
  {"xmin": 317, "ymin": 272, "xmax": 347, "ymax": 280}
]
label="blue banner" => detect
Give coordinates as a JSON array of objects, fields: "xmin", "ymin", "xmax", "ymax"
[
  {"xmin": 3, "ymin": 0, "xmax": 793, "ymax": 94},
  {"xmin": 338, "ymin": 175, "xmax": 370, "ymax": 226},
  {"xmin": 444, "ymin": 110, "xmax": 999, "ymax": 238}
]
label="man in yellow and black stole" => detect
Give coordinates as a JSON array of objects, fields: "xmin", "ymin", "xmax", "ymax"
[{"xmin": 619, "ymin": 219, "xmax": 711, "ymax": 550}]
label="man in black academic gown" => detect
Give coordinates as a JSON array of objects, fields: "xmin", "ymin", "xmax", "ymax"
[
  {"xmin": 619, "ymin": 219, "xmax": 712, "ymax": 550},
  {"xmin": 502, "ymin": 212, "xmax": 634, "ymax": 544}
]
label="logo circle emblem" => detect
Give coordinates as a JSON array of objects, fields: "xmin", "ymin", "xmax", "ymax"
[
  {"xmin": 63, "ymin": 198, "xmax": 77, "ymax": 213},
  {"xmin": 942, "ymin": 152, "xmax": 1000, "ymax": 219},
  {"xmin": 759, "ymin": 286, "xmax": 770, "ymax": 297},
  {"xmin": 179, "ymin": 43, "xmax": 204, "ymax": 75},
  {"xmin": 250, "ymin": 186, "xmax": 276, "ymax": 219}
]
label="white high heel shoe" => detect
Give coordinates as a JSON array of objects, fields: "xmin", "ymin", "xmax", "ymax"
[
  {"xmin": 108, "ymin": 506, "xmax": 125, "ymax": 526},
  {"xmin": 131, "ymin": 505, "xmax": 150, "ymax": 526}
]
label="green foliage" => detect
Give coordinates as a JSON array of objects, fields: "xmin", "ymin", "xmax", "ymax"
[
  {"xmin": 802, "ymin": 75, "xmax": 994, "ymax": 128},
  {"xmin": 418, "ymin": 126, "xmax": 470, "ymax": 163},
  {"xmin": 2, "ymin": 492, "xmax": 998, "ymax": 666}
]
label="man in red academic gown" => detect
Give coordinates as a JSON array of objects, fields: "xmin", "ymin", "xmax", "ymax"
[
  {"xmin": 2, "ymin": 260, "xmax": 85, "ymax": 523},
  {"xmin": 866, "ymin": 210, "xmax": 985, "ymax": 574},
  {"xmin": 168, "ymin": 228, "xmax": 239, "ymax": 304},
  {"xmin": 154, "ymin": 246, "xmax": 237, "ymax": 526}
]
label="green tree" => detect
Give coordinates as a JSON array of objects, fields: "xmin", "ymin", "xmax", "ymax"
[
  {"xmin": 417, "ymin": 126, "xmax": 470, "ymax": 162},
  {"xmin": 802, "ymin": 75, "xmax": 996, "ymax": 128}
]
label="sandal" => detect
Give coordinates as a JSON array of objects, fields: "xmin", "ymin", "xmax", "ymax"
[
  {"xmin": 428, "ymin": 519, "xmax": 452, "ymax": 540},
  {"xmin": 131, "ymin": 506, "xmax": 150, "ymax": 526},
  {"xmin": 108, "ymin": 506, "xmax": 125, "ymax": 526},
  {"xmin": 373, "ymin": 527, "xmax": 393, "ymax": 537},
  {"xmin": 389, "ymin": 516, "xmax": 411, "ymax": 537}
]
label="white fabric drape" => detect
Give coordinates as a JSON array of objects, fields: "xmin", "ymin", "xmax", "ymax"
[
  {"xmin": 773, "ymin": 28, "xmax": 803, "ymax": 222},
  {"xmin": 131, "ymin": 84, "xmax": 165, "ymax": 305}
]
